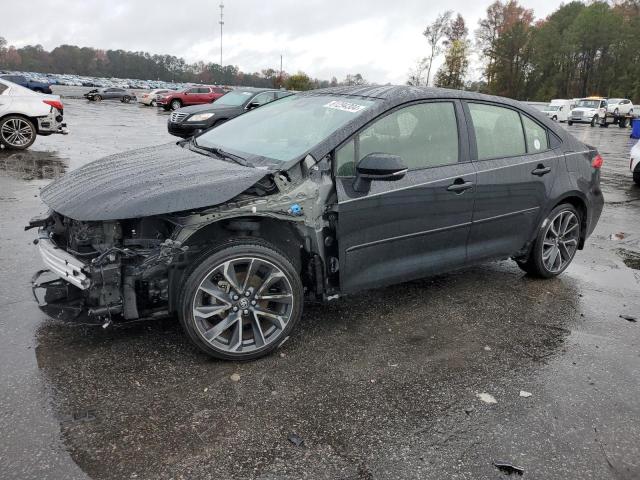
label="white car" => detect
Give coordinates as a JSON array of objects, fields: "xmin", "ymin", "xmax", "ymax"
[
  {"xmin": 568, "ymin": 98, "xmax": 606, "ymax": 126},
  {"xmin": 0, "ymin": 78, "xmax": 67, "ymax": 150},
  {"xmin": 137, "ymin": 89, "xmax": 171, "ymax": 106},
  {"xmin": 631, "ymin": 140, "xmax": 640, "ymax": 185},
  {"xmin": 606, "ymin": 98, "xmax": 634, "ymax": 117}
]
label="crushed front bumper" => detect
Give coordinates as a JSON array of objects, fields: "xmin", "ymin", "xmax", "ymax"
[{"xmin": 37, "ymin": 236, "xmax": 90, "ymax": 289}]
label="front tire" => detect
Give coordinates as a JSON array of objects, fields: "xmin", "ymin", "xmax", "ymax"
[
  {"xmin": 170, "ymin": 99, "xmax": 182, "ymax": 110},
  {"xmin": 590, "ymin": 115, "xmax": 598, "ymax": 127},
  {"xmin": 568, "ymin": 120, "xmax": 573, "ymax": 126},
  {"xmin": 178, "ymin": 240, "xmax": 303, "ymax": 360},
  {"xmin": 0, "ymin": 116, "xmax": 37, "ymax": 150},
  {"xmin": 517, "ymin": 204, "xmax": 581, "ymax": 278},
  {"xmin": 634, "ymin": 169, "xmax": 640, "ymax": 186},
  {"xmin": 122, "ymin": 95, "xmax": 131, "ymax": 103},
  {"xmin": 150, "ymin": 99, "xmax": 157, "ymax": 107}
]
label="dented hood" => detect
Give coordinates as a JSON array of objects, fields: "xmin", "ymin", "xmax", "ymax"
[{"xmin": 40, "ymin": 143, "xmax": 269, "ymax": 221}]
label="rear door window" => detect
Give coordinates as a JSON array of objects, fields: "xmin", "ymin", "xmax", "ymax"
[{"xmin": 468, "ymin": 103, "xmax": 526, "ymax": 160}]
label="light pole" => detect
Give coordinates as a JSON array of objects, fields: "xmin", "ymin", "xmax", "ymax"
[{"xmin": 219, "ymin": 2, "xmax": 224, "ymax": 67}]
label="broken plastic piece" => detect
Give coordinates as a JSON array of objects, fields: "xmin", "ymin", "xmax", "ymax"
[
  {"xmin": 620, "ymin": 314, "xmax": 637, "ymax": 322},
  {"xmin": 493, "ymin": 462, "xmax": 524, "ymax": 476},
  {"xmin": 288, "ymin": 433, "xmax": 304, "ymax": 447},
  {"xmin": 477, "ymin": 392, "xmax": 497, "ymax": 404},
  {"xmin": 519, "ymin": 391, "xmax": 533, "ymax": 398}
]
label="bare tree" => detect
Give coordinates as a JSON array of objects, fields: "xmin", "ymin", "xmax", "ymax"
[
  {"xmin": 422, "ymin": 10, "xmax": 453, "ymax": 86},
  {"xmin": 406, "ymin": 58, "xmax": 428, "ymax": 86}
]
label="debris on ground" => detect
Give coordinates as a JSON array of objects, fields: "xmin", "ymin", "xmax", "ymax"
[
  {"xmin": 619, "ymin": 314, "xmax": 637, "ymax": 322},
  {"xmin": 493, "ymin": 461, "xmax": 524, "ymax": 476},
  {"xmin": 519, "ymin": 391, "xmax": 533, "ymax": 398},
  {"xmin": 464, "ymin": 407, "xmax": 475, "ymax": 415},
  {"xmin": 288, "ymin": 433, "xmax": 305, "ymax": 447},
  {"xmin": 609, "ymin": 232, "xmax": 626, "ymax": 241},
  {"xmin": 477, "ymin": 393, "xmax": 498, "ymax": 404},
  {"xmin": 484, "ymin": 346, "xmax": 492, "ymax": 351},
  {"xmin": 230, "ymin": 373, "xmax": 241, "ymax": 382}
]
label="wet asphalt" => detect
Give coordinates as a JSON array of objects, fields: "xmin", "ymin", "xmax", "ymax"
[{"xmin": 1, "ymin": 99, "xmax": 639, "ymax": 480}]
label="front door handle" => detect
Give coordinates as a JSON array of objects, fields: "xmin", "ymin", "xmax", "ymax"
[
  {"xmin": 447, "ymin": 179, "xmax": 474, "ymax": 193},
  {"xmin": 532, "ymin": 165, "xmax": 551, "ymax": 176}
]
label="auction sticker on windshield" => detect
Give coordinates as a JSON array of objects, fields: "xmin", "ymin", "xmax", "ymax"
[{"xmin": 324, "ymin": 100, "xmax": 367, "ymax": 113}]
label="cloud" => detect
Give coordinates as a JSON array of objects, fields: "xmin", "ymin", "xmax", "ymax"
[{"xmin": 2, "ymin": 0, "xmax": 561, "ymax": 84}]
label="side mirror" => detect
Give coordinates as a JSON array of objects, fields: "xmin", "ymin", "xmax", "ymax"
[
  {"xmin": 247, "ymin": 101, "xmax": 260, "ymax": 110},
  {"xmin": 353, "ymin": 153, "xmax": 407, "ymax": 192}
]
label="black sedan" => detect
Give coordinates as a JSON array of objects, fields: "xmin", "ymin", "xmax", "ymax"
[
  {"xmin": 167, "ymin": 88, "xmax": 292, "ymax": 138},
  {"xmin": 31, "ymin": 85, "xmax": 604, "ymax": 361}
]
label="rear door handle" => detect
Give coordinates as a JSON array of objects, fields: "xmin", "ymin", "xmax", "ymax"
[
  {"xmin": 447, "ymin": 180, "xmax": 474, "ymax": 193},
  {"xmin": 532, "ymin": 165, "xmax": 551, "ymax": 176}
]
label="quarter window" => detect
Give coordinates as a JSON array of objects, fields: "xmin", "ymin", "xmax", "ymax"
[
  {"xmin": 0, "ymin": 83, "xmax": 8, "ymax": 95},
  {"xmin": 335, "ymin": 102, "xmax": 459, "ymax": 176},
  {"xmin": 468, "ymin": 103, "xmax": 526, "ymax": 160},
  {"xmin": 521, "ymin": 115, "xmax": 548, "ymax": 153}
]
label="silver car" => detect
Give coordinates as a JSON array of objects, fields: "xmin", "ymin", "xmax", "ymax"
[{"xmin": 0, "ymin": 78, "xmax": 67, "ymax": 150}]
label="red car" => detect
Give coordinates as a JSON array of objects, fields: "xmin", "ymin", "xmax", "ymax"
[{"xmin": 156, "ymin": 86, "xmax": 227, "ymax": 111}]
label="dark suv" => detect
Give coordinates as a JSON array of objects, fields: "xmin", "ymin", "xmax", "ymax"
[
  {"xmin": 0, "ymin": 74, "xmax": 52, "ymax": 94},
  {"xmin": 30, "ymin": 86, "xmax": 604, "ymax": 360},
  {"xmin": 168, "ymin": 88, "xmax": 292, "ymax": 138}
]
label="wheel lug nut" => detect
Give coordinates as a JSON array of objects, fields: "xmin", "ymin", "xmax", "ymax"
[
  {"xmin": 245, "ymin": 291, "xmax": 251, "ymax": 297},
  {"xmin": 243, "ymin": 309, "xmax": 249, "ymax": 315},
  {"xmin": 232, "ymin": 295, "xmax": 239, "ymax": 301},
  {"xmin": 232, "ymin": 306, "xmax": 238, "ymax": 312},
  {"xmin": 251, "ymin": 300, "xmax": 257, "ymax": 306}
]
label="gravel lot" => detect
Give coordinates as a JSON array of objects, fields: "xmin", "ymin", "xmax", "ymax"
[{"xmin": 1, "ymin": 99, "xmax": 639, "ymax": 480}]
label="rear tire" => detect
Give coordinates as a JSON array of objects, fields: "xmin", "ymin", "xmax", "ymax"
[
  {"xmin": 517, "ymin": 204, "xmax": 581, "ymax": 278},
  {"xmin": 150, "ymin": 100, "xmax": 157, "ymax": 107},
  {"xmin": 178, "ymin": 240, "xmax": 303, "ymax": 360},
  {"xmin": 93, "ymin": 94, "xmax": 102, "ymax": 102},
  {"xmin": 568, "ymin": 120, "xmax": 573, "ymax": 126},
  {"xmin": 0, "ymin": 115, "xmax": 37, "ymax": 150},
  {"xmin": 122, "ymin": 95, "xmax": 131, "ymax": 104}
]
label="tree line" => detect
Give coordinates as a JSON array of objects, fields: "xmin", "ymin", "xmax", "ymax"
[
  {"xmin": 0, "ymin": 37, "xmax": 369, "ymax": 91},
  {"xmin": 412, "ymin": 0, "xmax": 640, "ymax": 102}
]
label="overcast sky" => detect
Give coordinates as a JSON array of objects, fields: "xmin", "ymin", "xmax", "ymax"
[{"xmin": 3, "ymin": 0, "xmax": 562, "ymax": 84}]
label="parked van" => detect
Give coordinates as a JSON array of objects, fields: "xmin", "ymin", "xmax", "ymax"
[{"xmin": 542, "ymin": 99, "xmax": 574, "ymax": 122}]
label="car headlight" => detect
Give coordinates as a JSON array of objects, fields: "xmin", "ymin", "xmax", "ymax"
[{"xmin": 187, "ymin": 113, "xmax": 215, "ymax": 122}]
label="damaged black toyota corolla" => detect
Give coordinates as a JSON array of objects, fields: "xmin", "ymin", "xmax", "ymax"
[{"xmin": 28, "ymin": 86, "xmax": 604, "ymax": 360}]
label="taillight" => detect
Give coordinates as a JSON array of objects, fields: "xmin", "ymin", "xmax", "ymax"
[
  {"xmin": 43, "ymin": 99, "xmax": 63, "ymax": 111},
  {"xmin": 592, "ymin": 154, "xmax": 603, "ymax": 169}
]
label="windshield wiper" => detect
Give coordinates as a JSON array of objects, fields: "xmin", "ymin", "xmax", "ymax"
[{"xmin": 189, "ymin": 137, "xmax": 254, "ymax": 168}]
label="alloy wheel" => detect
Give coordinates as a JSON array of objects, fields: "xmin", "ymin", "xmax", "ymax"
[
  {"xmin": 1, "ymin": 118, "xmax": 34, "ymax": 148},
  {"xmin": 191, "ymin": 257, "xmax": 294, "ymax": 354},
  {"xmin": 541, "ymin": 210, "xmax": 579, "ymax": 273}
]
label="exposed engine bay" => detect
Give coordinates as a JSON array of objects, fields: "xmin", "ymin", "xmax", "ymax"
[{"xmin": 29, "ymin": 157, "xmax": 340, "ymax": 326}]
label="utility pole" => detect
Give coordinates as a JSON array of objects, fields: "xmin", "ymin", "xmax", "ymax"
[
  {"xmin": 219, "ymin": 2, "xmax": 224, "ymax": 67},
  {"xmin": 280, "ymin": 54, "xmax": 283, "ymax": 88}
]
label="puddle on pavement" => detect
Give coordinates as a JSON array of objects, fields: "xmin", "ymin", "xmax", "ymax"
[
  {"xmin": 0, "ymin": 148, "xmax": 68, "ymax": 180},
  {"xmin": 617, "ymin": 248, "xmax": 640, "ymax": 270}
]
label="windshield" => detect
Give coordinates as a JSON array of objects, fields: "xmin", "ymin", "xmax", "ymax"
[
  {"xmin": 576, "ymin": 100, "xmax": 600, "ymax": 109},
  {"xmin": 216, "ymin": 90, "xmax": 255, "ymax": 106},
  {"xmin": 196, "ymin": 95, "xmax": 377, "ymax": 164},
  {"xmin": 546, "ymin": 105, "xmax": 560, "ymax": 111}
]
